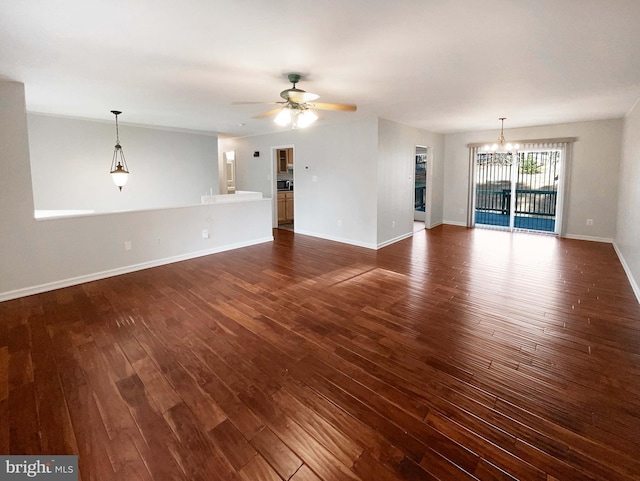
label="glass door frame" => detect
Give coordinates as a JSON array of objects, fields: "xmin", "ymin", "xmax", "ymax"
[{"xmin": 470, "ymin": 147, "xmax": 565, "ymax": 235}]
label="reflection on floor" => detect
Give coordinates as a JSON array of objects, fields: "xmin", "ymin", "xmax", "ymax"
[
  {"xmin": 278, "ymin": 222, "xmax": 294, "ymax": 232},
  {"xmin": 413, "ymin": 221, "xmax": 425, "ymax": 233}
]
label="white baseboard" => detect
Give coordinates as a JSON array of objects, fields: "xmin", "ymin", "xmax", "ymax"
[
  {"xmin": 426, "ymin": 221, "xmax": 443, "ymax": 229},
  {"xmin": 0, "ymin": 236, "xmax": 273, "ymax": 303},
  {"xmin": 293, "ymin": 229, "xmax": 377, "ymax": 250},
  {"xmin": 377, "ymin": 231, "xmax": 413, "ymax": 249},
  {"xmin": 443, "ymin": 220, "xmax": 467, "ymax": 227},
  {"xmin": 563, "ymin": 234, "xmax": 613, "ymax": 243},
  {"xmin": 294, "ymin": 229, "xmax": 413, "ymax": 250},
  {"xmin": 613, "ymin": 241, "xmax": 640, "ymax": 304}
]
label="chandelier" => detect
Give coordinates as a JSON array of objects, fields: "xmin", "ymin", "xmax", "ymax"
[{"xmin": 484, "ymin": 117, "xmax": 519, "ymax": 153}]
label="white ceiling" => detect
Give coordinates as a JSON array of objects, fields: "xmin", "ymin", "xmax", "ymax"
[{"xmin": 1, "ymin": 0, "xmax": 640, "ymax": 138}]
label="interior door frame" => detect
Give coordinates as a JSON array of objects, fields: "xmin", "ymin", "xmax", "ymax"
[
  {"xmin": 413, "ymin": 145, "xmax": 432, "ymax": 229},
  {"xmin": 271, "ymin": 143, "xmax": 295, "ymax": 229}
]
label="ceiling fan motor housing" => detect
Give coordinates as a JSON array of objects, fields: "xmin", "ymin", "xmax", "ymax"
[
  {"xmin": 281, "ymin": 73, "xmax": 304, "ymax": 101},
  {"xmin": 287, "ymin": 73, "xmax": 301, "ymax": 84}
]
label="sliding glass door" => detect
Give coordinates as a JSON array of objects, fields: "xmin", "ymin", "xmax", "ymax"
[
  {"xmin": 474, "ymin": 149, "xmax": 562, "ymax": 233},
  {"xmin": 475, "ymin": 152, "xmax": 514, "ymax": 228}
]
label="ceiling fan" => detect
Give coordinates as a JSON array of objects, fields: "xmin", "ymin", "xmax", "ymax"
[{"xmin": 237, "ymin": 73, "xmax": 357, "ymax": 129}]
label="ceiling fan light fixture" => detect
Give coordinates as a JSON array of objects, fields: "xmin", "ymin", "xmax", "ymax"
[
  {"xmin": 274, "ymin": 108, "xmax": 292, "ymax": 126},
  {"xmin": 295, "ymin": 109, "xmax": 318, "ymax": 129},
  {"xmin": 249, "ymin": 73, "xmax": 356, "ymax": 128},
  {"xmin": 274, "ymin": 105, "xmax": 318, "ymax": 129}
]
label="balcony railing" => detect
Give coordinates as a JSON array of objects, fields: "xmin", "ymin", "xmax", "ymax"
[{"xmin": 476, "ymin": 189, "xmax": 557, "ymax": 217}]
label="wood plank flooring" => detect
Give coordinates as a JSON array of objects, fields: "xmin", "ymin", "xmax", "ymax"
[{"xmin": 1, "ymin": 225, "xmax": 639, "ymax": 480}]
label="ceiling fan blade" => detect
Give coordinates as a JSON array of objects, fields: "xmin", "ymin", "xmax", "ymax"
[
  {"xmin": 308, "ymin": 102, "xmax": 357, "ymax": 112},
  {"xmin": 253, "ymin": 107, "xmax": 284, "ymax": 119}
]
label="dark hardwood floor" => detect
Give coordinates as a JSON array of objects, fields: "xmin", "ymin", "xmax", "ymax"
[{"xmin": 1, "ymin": 225, "xmax": 639, "ymax": 481}]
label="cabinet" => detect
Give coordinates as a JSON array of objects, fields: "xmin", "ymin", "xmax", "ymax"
[
  {"xmin": 277, "ymin": 191, "xmax": 294, "ymax": 223},
  {"xmin": 277, "ymin": 193, "xmax": 287, "ymax": 222},
  {"xmin": 277, "ymin": 148, "xmax": 293, "ymax": 174}
]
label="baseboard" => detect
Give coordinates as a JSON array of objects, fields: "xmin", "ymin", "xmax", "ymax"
[
  {"xmin": 426, "ymin": 221, "xmax": 443, "ymax": 229},
  {"xmin": 443, "ymin": 220, "xmax": 467, "ymax": 227},
  {"xmin": 293, "ymin": 229, "xmax": 377, "ymax": 250},
  {"xmin": 563, "ymin": 234, "xmax": 613, "ymax": 243},
  {"xmin": 377, "ymin": 231, "xmax": 414, "ymax": 249},
  {"xmin": 0, "ymin": 236, "xmax": 273, "ymax": 303},
  {"xmin": 613, "ymin": 241, "xmax": 640, "ymax": 304},
  {"xmin": 294, "ymin": 229, "xmax": 413, "ymax": 250}
]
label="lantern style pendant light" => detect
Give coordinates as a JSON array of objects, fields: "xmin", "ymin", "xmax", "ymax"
[{"xmin": 109, "ymin": 110, "xmax": 129, "ymax": 191}]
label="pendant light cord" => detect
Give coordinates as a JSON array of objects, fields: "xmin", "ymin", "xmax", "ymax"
[{"xmin": 111, "ymin": 110, "xmax": 122, "ymax": 146}]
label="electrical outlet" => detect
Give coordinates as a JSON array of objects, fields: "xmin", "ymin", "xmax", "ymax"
[
  {"xmin": 586, "ymin": 219, "xmax": 593, "ymax": 226},
  {"xmin": 202, "ymin": 229, "xmax": 210, "ymax": 239},
  {"xmin": 156, "ymin": 238, "xmax": 161, "ymax": 245},
  {"xmin": 459, "ymin": 208, "xmax": 464, "ymax": 214},
  {"xmin": 392, "ymin": 221, "xmax": 396, "ymax": 228},
  {"xmin": 124, "ymin": 241, "xmax": 132, "ymax": 251},
  {"xmin": 337, "ymin": 219, "xmax": 342, "ymax": 227}
]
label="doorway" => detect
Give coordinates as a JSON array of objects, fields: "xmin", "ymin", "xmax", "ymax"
[
  {"xmin": 224, "ymin": 150, "xmax": 236, "ymax": 194},
  {"xmin": 473, "ymin": 149, "xmax": 562, "ymax": 233},
  {"xmin": 273, "ymin": 145, "xmax": 295, "ymax": 231},
  {"xmin": 414, "ymin": 146, "xmax": 428, "ymax": 232}
]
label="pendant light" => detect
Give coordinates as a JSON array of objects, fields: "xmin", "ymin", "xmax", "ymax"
[
  {"xmin": 484, "ymin": 117, "xmax": 519, "ymax": 153},
  {"xmin": 109, "ymin": 110, "xmax": 129, "ymax": 191}
]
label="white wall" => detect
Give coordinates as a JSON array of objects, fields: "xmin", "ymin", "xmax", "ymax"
[
  {"xmin": 615, "ymin": 101, "xmax": 640, "ymax": 299},
  {"xmin": 221, "ymin": 118, "xmax": 444, "ymax": 249},
  {"xmin": 377, "ymin": 119, "xmax": 444, "ymax": 246},
  {"xmin": 28, "ymin": 113, "xmax": 219, "ymax": 212},
  {"xmin": 0, "ymin": 81, "xmax": 272, "ymax": 301},
  {"xmin": 429, "ymin": 135, "xmax": 445, "ymax": 229},
  {"xmin": 443, "ymin": 119, "xmax": 623, "ymax": 240},
  {"xmin": 294, "ymin": 119, "xmax": 379, "ymax": 247},
  {"xmin": 222, "ymin": 118, "xmax": 379, "ymax": 248}
]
